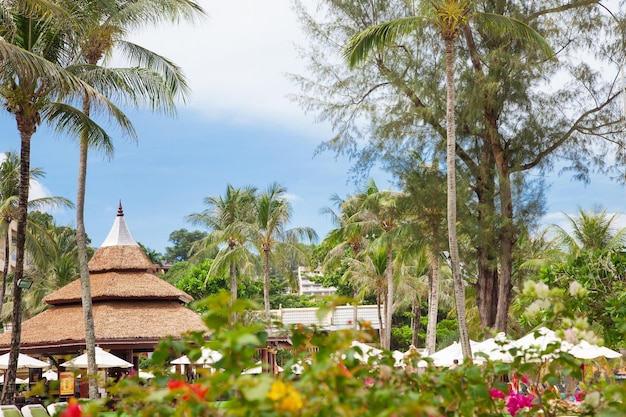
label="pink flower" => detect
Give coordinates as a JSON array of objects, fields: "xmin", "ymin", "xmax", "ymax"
[
  {"xmin": 490, "ymin": 388, "xmax": 506, "ymax": 399},
  {"xmin": 506, "ymin": 393, "xmax": 537, "ymax": 416},
  {"xmin": 521, "ymin": 375, "xmax": 529, "ymax": 384},
  {"xmin": 575, "ymin": 391, "xmax": 585, "ymax": 402},
  {"xmin": 364, "ymin": 377, "xmax": 375, "ymax": 387}
]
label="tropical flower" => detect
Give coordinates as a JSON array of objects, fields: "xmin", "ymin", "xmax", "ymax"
[
  {"xmin": 490, "ymin": 388, "xmax": 506, "ymax": 399},
  {"xmin": 268, "ymin": 380, "xmax": 304, "ymax": 413},
  {"xmin": 506, "ymin": 393, "xmax": 537, "ymax": 416},
  {"xmin": 167, "ymin": 379, "xmax": 209, "ymax": 401},
  {"xmin": 60, "ymin": 398, "xmax": 82, "ymax": 417}
]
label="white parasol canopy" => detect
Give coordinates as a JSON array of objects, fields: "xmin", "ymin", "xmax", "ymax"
[
  {"xmin": 351, "ymin": 341, "xmax": 383, "ymax": 363},
  {"xmin": 42, "ymin": 369, "xmax": 58, "ymax": 381},
  {"xmin": 473, "ymin": 333, "xmax": 515, "ymax": 363},
  {"xmin": 0, "ymin": 353, "xmax": 49, "ymax": 369},
  {"xmin": 61, "ymin": 347, "xmax": 133, "ymax": 369},
  {"xmin": 566, "ymin": 340, "xmax": 622, "ymax": 360},
  {"xmin": 170, "ymin": 348, "xmax": 223, "ymax": 366},
  {"xmin": 0, "ymin": 374, "xmax": 28, "ymax": 384},
  {"xmin": 242, "ymin": 361, "xmax": 283, "ymax": 375},
  {"xmin": 429, "ymin": 340, "xmax": 483, "ymax": 367}
]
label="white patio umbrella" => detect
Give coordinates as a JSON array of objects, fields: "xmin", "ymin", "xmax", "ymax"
[
  {"xmin": 42, "ymin": 369, "xmax": 58, "ymax": 381},
  {"xmin": 0, "ymin": 374, "xmax": 28, "ymax": 384},
  {"xmin": 351, "ymin": 341, "xmax": 383, "ymax": 363},
  {"xmin": 566, "ymin": 340, "xmax": 622, "ymax": 360},
  {"xmin": 509, "ymin": 327, "xmax": 572, "ymax": 362},
  {"xmin": 61, "ymin": 347, "xmax": 133, "ymax": 369},
  {"xmin": 0, "ymin": 353, "xmax": 49, "ymax": 369},
  {"xmin": 429, "ymin": 340, "xmax": 483, "ymax": 367},
  {"xmin": 473, "ymin": 333, "xmax": 515, "ymax": 363},
  {"xmin": 242, "ymin": 361, "xmax": 283, "ymax": 375},
  {"xmin": 170, "ymin": 348, "xmax": 223, "ymax": 366}
]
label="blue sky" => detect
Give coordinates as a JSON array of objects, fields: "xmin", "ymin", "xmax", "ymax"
[{"xmin": 3, "ymin": 0, "xmax": 626, "ymax": 253}]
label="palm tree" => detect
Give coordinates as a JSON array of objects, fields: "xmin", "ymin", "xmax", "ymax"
[
  {"xmin": 343, "ymin": 0, "xmax": 553, "ymax": 357},
  {"xmin": 550, "ymin": 207, "xmax": 626, "ymax": 256},
  {"xmin": 320, "ymin": 193, "xmax": 368, "ymax": 330},
  {"xmin": 0, "ymin": 153, "xmax": 74, "ymax": 320},
  {"xmin": 186, "ymin": 184, "xmax": 257, "ymax": 305},
  {"xmin": 62, "ymin": 0, "xmax": 204, "ymax": 398},
  {"xmin": 397, "ymin": 160, "xmax": 448, "ymax": 354},
  {"xmin": 249, "ymin": 183, "xmax": 317, "ymax": 321},
  {"xmin": 344, "ymin": 179, "xmax": 401, "ymax": 349},
  {"xmin": 0, "ymin": 2, "xmax": 132, "ymax": 403}
]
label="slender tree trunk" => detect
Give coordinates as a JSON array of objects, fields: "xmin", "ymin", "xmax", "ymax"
[
  {"xmin": 263, "ymin": 248, "xmax": 271, "ymax": 322},
  {"xmin": 229, "ymin": 260, "xmax": 237, "ymax": 302},
  {"xmin": 0, "ymin": 229, "xmax": 10, "ymax": 321},
  {"xmin": 353, "ymin": 284, "xmax": 358, "ymax": 331},
  {"xmin": 376, "ymin": 291, "xmax": 383, "ymax": 346},
  {"xmin": 494, "ymin": 164, "xmax": 514, "ymax": 332},
  {"xmin": 411, "ymin": 298, "xmax": 420, "ymax": 348},
  {"xmin": 1, "ymin": 119, "xmax": 34, "ymax": 404},
  {"xmin": 78, "ymin": 97, "xmax": 98, "ymax": 399},
  {"xmin": 425, "ymin": 243, "xmax": 440, "ymax": 355},
  {"xmin": 444, "ymin": 36, "xmax": 471, "ymax": 359},
  {"xmin": 384, "ymin": 244, "xmax": 393, "ymax": 350}
]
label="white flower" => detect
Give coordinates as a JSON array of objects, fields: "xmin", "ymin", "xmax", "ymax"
[
  {"xmin": 569, "ymin": 281, "xmax": 586, "ymax": 297},
  {"xmin": 535, "ymin": 282, "xmax": 550, "ymax": 299}
]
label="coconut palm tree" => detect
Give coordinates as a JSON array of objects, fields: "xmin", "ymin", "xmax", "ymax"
[
  {"xmin": 186, "ymin": 184, "xmax": 258, "ymax": 305},
  {"xmin": 550, "ymin": 206, "xmax": 626, "ymax": 257},
  {"xmin": 0, "ymin": 153, "xmax": 74, "ymax": 321},
  {"xmin": 61, "ymin": 0, "xmax": 204, "ymax": 398},
  {"xmin": 0, "ymin": 1, "xmax": 133, "ymax": 403},
  {"xmin": 342, "ymin": 179, "xmax": 401, "ymax": 349},
  {"xmin": 343, "ymin": 0, "xmax": 553, "ymax": 357},
  {"xmin": 320, "ymin": 192, "xmax": 369, "ymax": 330},
  {"xmin": 249, "ymin": 183, "xmax": 317, "ymax": 322},
  {"xmin": 343, "ymin": 241, "xmax": 389, "ymax": 345}
]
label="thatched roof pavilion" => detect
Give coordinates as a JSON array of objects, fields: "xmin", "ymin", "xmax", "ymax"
[{"xmin": 0, "ymin": 203, "xmax": 207, "ymax": 361}]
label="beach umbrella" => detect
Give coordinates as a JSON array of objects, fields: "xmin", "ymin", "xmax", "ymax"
[
  {"xmin": 0, "ymin": 353, "xmax": 49, "ymax": 369},
  {"xmin": 473, "ymin": 333, "xmax": 515, "ymax": 363},
  {"xmin": 242, "ymin": 361, "xmax": 283, "ymax": 375},
  {"xmin": 509, "ymin": 327, "xmax": 572, "ymax": 362},
  {"xmin": 0, "ymin": 374, "xmax": 28, "ymax": 384},
  {"xmin": 61, "ymin": 347, "xmax": 133, "ymax": 369},
  {"xmin": 429, "ymin": 340, "xmax": 483, "ymax": 367},
  {"xmin": 170, "ymin": 348, "xmax": 223, "ymax": 366},
  {"xmin": 350, "ymin": 341, "xmax": 383, "ymax": 363},
  {"xmin": 567, "ymin": 340, "xmax": 622, "ymax": 360},
  {"xmin": 42, "ymin": 369, "xmax": 58, "ymax": 381}
]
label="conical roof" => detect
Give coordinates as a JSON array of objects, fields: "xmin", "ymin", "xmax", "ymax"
[
  {"xmin": 88, "ymin": 203, "xmax": 155, "ymax": 272},
  {"xmin": 0, "ymin": 203, "xmax": 206, "ymax": 354}
]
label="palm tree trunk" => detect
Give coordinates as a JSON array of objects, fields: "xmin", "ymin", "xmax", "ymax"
[
  {"xmin": 444, "ymin": 35, "xmax": 471, "ymax": 359},
  {"xmin": 0, "ymin": 229, "xmax": 10, "ymax": 323},
  {"xmin": 263, "ymin": 249, "xmax": 271, "ymax": 322},
  {"xmin": 1, "ymin": 120, "xmax": 34, "ymax": 404},
  {"xmin": 385, "ymin": 244, "xmax": 393, "ymax": 350},
  {"xmin": 78, "ymin": 96, "xmax": 99, "ymax": 399},
  {"xmin": 376, "ymin": 291, "xmax": 383, "ymax": 346},
  {"xmin": 411, "ymin": 298, "xmax": 420, "ymax": 347},
  {"xmin": 229, "ymin": 260, "xmax": 237, "ymax": 301},
  {"xmin": 425, "ymin": 245, "xmax": 440, "ymax": 355}
]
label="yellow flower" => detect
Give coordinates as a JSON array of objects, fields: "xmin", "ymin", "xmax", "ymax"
[
  {"xmin": 267, "ymin": 380, "xmax": 288, "ymax": 401},
  {"xmin": 268, "ymin": 380, "xmax": 303, "ymax": 413},
  {"xmin": 279, "ymin": 390, "xmax": 303, "ymax": 412}
]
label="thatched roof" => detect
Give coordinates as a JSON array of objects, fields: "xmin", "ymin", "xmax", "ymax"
[
  {"xmin": 0, "ymin": 300, "xmax": 207, "ymax": 354},
  {"xmin": 44, "ymin": 271, "xmax": 192, "ymax": 305},
  {"xmin": 0, "ymin": 203, "xmax": 205, "ymax": 354},
  {"xmin": 88, "ymin": 245, "xmax": 155, "ymax": 273}
]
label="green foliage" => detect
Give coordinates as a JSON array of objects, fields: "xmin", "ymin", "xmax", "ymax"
[
  {"xmin": 163, "ymin": 261, "xmax": 189, "ymax": 285},
  {"xmin": 536, "ymin": 249, "xmax": 626, "ymax": 347},
  {"xmin": 175, "ymin": 259, "xmax": 228, "ymax": 305},
  {"xmin": 164, "ymin": 229, "xmax": 208, "ymax": 263},
  {"xmin": 138, "ymin": 242, "xmax": 164, "ymax": 265},
  {"xmin": 92, "ymin": 288, "xmax": 626, "ymax": 417}
]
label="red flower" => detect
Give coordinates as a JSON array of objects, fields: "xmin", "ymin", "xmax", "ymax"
[
  {"xmin": 167, "ymin": 379, "xmax": 188, "ymax": 390},
  {"xmin": 60, "ymin": 400, "xmax": 82, "ymax": 417},
  {"xmin": 168, "ymin": 379, "xmax": 209, "ymax": 401},
  {"xmin": 490, "ymin": 388, "xmax": 506, "ymax": 399},
  {"xmin": 189, "ymin": 383, "xmax": 209, "ymax": 400}
]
